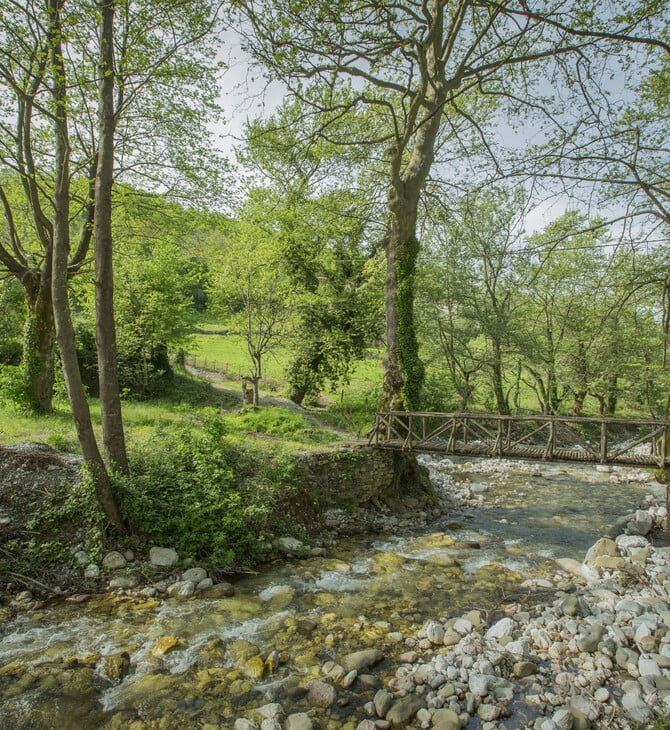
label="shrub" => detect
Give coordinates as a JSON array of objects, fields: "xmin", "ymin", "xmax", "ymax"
[{"xmin": 114, "ymin": 417, "xmax": 276, "ymax": 569}]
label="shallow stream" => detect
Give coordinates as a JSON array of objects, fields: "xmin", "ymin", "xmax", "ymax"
[{"xmin": 0, "ymin": 457, "xmax": 663, "ymax": 729}]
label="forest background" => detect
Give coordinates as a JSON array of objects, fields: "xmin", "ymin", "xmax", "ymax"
[{"xmin": 0, "ymin": 0, "xmax": 669, "ymax": 564}]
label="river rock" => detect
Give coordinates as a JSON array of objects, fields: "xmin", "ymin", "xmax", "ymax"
[
  {"xmin": 626, "ymin": 510, "xmax": 653, "ymax": 536},
  {"xmin": 166, "ymin": 580, "xmax": 195, "ymax": 596},
  {"xmin": 306, "ymin": 679, "xmax": 336, "ymax": 707},
  {"xmin": 285, "ymin": 714, "xmax": 313, "ymax": 730},
  {"xmin": 430, "ymin": 708, "xmax": 461, "ymax": 730},
  {"xmin": 84, "ymin": 564, "xmax": 100, "ymax": 578},
  {"xmin": 341, "ymin": 649, "xmax": 384, "ymax": 673},
  {"xmin": 102, "ymin": 551, "xmax": 127, "ymax": 570},
  {"xmin": 204, "ymin": 581, "xmax": 235, "ymax": 597},
  {"xmin": 424, "ymin": 620, "xmax": 445, "ymax": 645},
  {"xmin": 234, "ymin": 720, "xmax": 256, "ymax": 730},
  {"xmin": 385, "ymin": 694, "xmax": 425, "ymax": 726},
  {"xmin": 105, "ymin": 650, "xmax": 130, "ymax": 680},
  {"xmin": 260, "ymin": 721, "xmax": 281, "ymax": 730},
  {"xmin": 583, "ymin": 538, "xmax": 618, "ymax": 565},
  {"xmin": 485, "ymin": 617, "xmax": 515, "ymax": 640},
  {"xmin": 478, "ymin": 704, "xmax": 500, "ymax": 722},
  {"xmin": 149, "ymin": 546, "xmax": 178, "ymax": 567},
  {"xmin": 622, "ymin": 692, "xmax": 654, "ymax": 723},
  {"xmin": 243, "ymin": 656, "xmax": 266, "ymax": 680},
  {"xmin": 74, "ymin": 550, "xmax": 90, "ymax": 566},
  {"xmin": 374, "ymin": 689, "xmax": 394, "ymax": 717},
  {"xmin": 152, "ymin": 635, "xmax": 183, "ymax": 657},
  {"xmin": 108, "ymin": 575, "xmax": 139, "ymax": 589},
  {"xmin": 196, "ymin": 578, "xmax": 213, "ymax": 592},
  {"xmin": 616, "ymin": 535, "xmax": 650, "ymax": 553},
  {"xmin": 513, "ymin": 661, "xmax": 537, "ymax": 678},
  {"xmin": 256, "ymin": 703, "xmax": 284, "ymax": 719},
  {"xmin": 182, "ymin": 567, "xmax": 207, "ymax": 583},
  {"xmin": 276, "ymin": 537, "xmax": 305, "ymax": 554},
  {"xmin": 468, "ymin": 672, "xmax": 491, "ymax": 697},
  {"xmin": 560, "ymin": 595, "xmax": 581, "ymax": 617},
  {"xmin": 638, "ymin": 654, "xmax": 661, "ymax": 676},
  {"xmin": 552, "ymin": 708, "xmax": 574, "ymax": 729},
  {"xmin": 569, "ymin": 695, "xmax": 600, "ymax": 721}
]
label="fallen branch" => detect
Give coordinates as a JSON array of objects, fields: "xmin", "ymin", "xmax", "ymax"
[{"xmin": 7, "ymin": 571, "xmax": 61, "ymax": 595}]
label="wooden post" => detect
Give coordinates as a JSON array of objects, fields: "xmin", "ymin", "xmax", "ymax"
[
  {"xmin": 600, "ymin": 421, "xmax": 608, "ymax": 464},
  {"xmin": 543, "ymin": 419, "xmax": 555, "ymax": 460},
  {"xmin": 495, "ymin": 419, "xmax": 503, "ymax": 457}
]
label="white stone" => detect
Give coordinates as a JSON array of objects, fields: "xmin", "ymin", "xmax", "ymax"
[
  {"xmin": 453, "ymin": 618, "xmax": 474, "ymax": 635},
  {"xmin": 423, "ymin": 620, "xmax": 445, "ymax": 645},
  {"xmin": 552, "ymin": 708, "xmax": 574, "ymax": 729},
  {"xmin": 594, "ymin": 687, "xmax": 610, "ymax": 702},
  {"xmin": 616, "ymin": 535, "xmax": 650, "ymax": 552},
  {"xmin": 256, "ymin": 703, "xmax": 284, "ymax": 719},
  {"xmin": 569, "ymin": 695, "xmax": 600, "ymax": 721},
  {"xmin": 285, "ymin": 714, "xmax": 313, "ymax": 730},
  {"xmin": 234, "ymin": 720, "xmax": 256, "ymax": 730},
  {"xmin": 638, "ymin": 655, "xmax": 661, "ymax": 676},
  {"xmin": 485, "ymin": 617, "xmax": 515, "ymax": 640}
]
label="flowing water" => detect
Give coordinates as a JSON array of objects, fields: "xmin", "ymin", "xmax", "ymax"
[{"xmin": 0, "ymin": 457, "xmax": 663, "ymax": 729}]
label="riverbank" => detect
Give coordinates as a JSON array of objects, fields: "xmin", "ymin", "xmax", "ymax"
[
  {"xmin": 1, "ymin": 454, "xmax": 668, "ymax": 729},
  {"xmin": 230, "ymin": 458, "xmax": 670, "ymax": 729}
]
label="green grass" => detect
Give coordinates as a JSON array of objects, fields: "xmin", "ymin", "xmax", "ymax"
[{"xmin": 188, "ymin": 332, "xmax": 290, "ymax": 384}]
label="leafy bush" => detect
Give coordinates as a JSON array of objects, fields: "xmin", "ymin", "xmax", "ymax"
[
  {"xmin": 114, "ymin": 417, "xmax": 279, "ymax": 569},
  {"xmin": 0, "ymin": 365, "xmax": 27, "ymax": 409}
]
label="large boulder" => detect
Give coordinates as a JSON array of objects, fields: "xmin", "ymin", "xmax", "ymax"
[{"xmin": 149, "ymin": 546, "xmax": 179, "ymax": 567}]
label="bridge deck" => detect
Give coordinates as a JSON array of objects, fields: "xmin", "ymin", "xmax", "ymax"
[{"xmin": 369, "ymin": 412, "xmax": 670, "ymax": 468}]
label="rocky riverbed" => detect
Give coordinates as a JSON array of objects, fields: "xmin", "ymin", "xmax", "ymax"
[{"xmin": 1, "ymin": 456, "xmax": 669, "ymax": 729}]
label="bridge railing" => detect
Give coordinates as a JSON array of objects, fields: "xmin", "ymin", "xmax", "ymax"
[{"xmin": 368, "ymin": 411, "xmax": 670, "ymax": 467}]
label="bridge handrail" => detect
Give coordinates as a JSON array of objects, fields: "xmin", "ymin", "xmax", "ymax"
[{"xmin": 376, "ymin": 411, "xmax": 670, "ymax": 427}]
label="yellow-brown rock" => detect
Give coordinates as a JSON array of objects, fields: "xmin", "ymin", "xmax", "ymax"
[
  {"xmin": 151, "ymin": 635, "xmax": 183, "ymax": 657},
  {"xmin": 242, "ymin": 656, "xmax": 265, "ymax": 680}
]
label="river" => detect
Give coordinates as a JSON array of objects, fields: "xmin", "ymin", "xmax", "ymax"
[{"xmin": 0, "ymin": 456, "xmax": 662, "ymax": 729}]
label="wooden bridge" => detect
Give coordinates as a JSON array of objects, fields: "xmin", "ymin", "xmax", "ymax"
[{"xmin": 368, "ymin": 412, "xmax": 670, "ymax": 468}]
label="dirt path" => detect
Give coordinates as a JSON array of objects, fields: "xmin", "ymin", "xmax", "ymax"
[{"xmin": 185, "ymin": 365, "xmax": 354, "ymax": 437}]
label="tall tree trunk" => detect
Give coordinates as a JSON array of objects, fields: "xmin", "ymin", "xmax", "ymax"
[
  {"xmin": 95, "ymin": 0, "xmax": 128, "ymax": 474},
  {"xmin": 22, "ymin": 269, "xmax": 56, "ymax": 413},
  {"xmin": 491, "ymin": 336, "xmax": 509, "ymax": 414},
  {"xmin": 381, "ymin": 202, "xmax": 424, "ymax": 411},
  {"xmin": 48, "ymin": 0, "xmax": 123, "ymax": 531}
]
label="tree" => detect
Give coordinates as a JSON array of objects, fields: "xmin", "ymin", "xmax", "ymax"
[
  {"xmin": 94, "ymin": 0, "xmax": 127, "ymax": 472},
  {"xmin": 0, "ymin": 0, "xmax": 225, "ymax": 413},
  {"xmin": 420, "ymin": 189, "xmax": 525, "ymax": 414},
  {"xmin": 240, "ymin": 103, "xmax": 386, "ymax": 405},
  {"xmin": 234, "ymin": 0, "xmax": 670, "ymax": 415},
  {"xmin": 0, "ymin": 0, "xmax": 223, "ymax": 526},
  {"xmin": 209, "ymin": 219, "xmax": 295, "ymax": 406},
  {"xmin": 47, "ymin": 0, "xmax": 123, "ymax": 528},
  {"xmin": 519, "ymin": 212, "xmax": 609, "ymax": 414}
]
